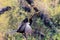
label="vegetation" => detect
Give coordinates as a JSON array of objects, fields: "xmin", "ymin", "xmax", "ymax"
[{"xmin": 0, "ymin": 0, "xmax": 60, "ymax": 40}]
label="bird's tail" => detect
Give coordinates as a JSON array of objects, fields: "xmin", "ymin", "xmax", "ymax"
[{"xmin": 6, "ymin": 29, "xmax": 17, "ymax": 35}]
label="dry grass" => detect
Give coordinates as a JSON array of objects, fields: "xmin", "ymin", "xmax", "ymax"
[{"xmin": 0, "ymin": 0, "xmax": 60, "ymax": 40}]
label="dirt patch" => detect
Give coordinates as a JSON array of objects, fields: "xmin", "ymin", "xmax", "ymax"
[{"xmin": 0, "ymin": 32, "xmax": 4, "ymax": 40}]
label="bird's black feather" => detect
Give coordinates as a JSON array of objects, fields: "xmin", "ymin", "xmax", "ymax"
[
  {"xmin": 17, "ymin": 18, "xmax": 28, "ymax": 33},
  {"xmin": 17, "ymin": 23, "xmax": 25, "ymax": 33},
  {"xmin": 29, "ymin": 18, "xmax": 32, "ymax": 25}
]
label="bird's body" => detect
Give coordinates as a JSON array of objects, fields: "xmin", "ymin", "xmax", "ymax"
[
  {"xmin": 25, "ymin": 22, "xmax": 32, "ymax": 34},
  {"xmin": 17, "ymin": 18, "xmax": 32, "ymax": 34},
  {"xmin": 16, "ymin": 18, "xmax": 33, "ymax": 40},
  {"xmin": 17, "ymin": 23, "xmax": 26, "ymax": 33}
]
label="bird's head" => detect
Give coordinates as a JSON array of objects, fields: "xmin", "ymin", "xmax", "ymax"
[
  {"xmin": 22, "ymin": 17, "xmax": 33, "ymax": 25},
  {"xmin": 23, "ymin": 18, "xmax": 28, "ymax": 23}
]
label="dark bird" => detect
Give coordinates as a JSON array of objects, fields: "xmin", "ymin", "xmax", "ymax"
[
  {"xmin": 0, "ymin": 6, "xmax": 11, "ymax": 15},
  {"xmin": 17, "ymin": 18, "xmax": 33, "ymax": 39}
]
